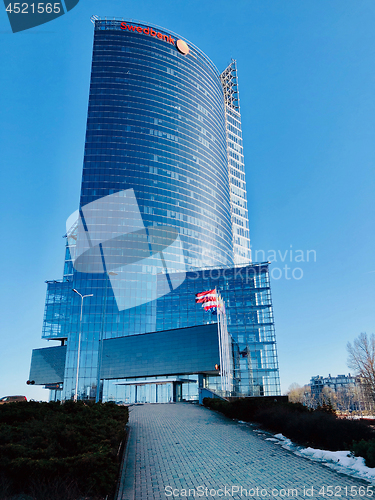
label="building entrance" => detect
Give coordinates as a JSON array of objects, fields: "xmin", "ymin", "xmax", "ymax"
[
  {"xmin": 135, "ymin": 382, "xmax": 173, "ymax": 403},
  {"xmin": 102, "ymin": 379, "xmax": 188, "ymax": 404}
]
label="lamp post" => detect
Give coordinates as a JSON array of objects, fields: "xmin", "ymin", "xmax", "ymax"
[
  {"xmin": 72, "ymin": 289, "xmax": 93, "ymax": 402},
  {"xmin": 96, "ymin": 272, "xmax": 117, "ymax": 403}
]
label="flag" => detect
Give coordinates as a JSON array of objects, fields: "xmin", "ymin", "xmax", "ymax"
[
  {"xmin": 195, "ymin": 289, "xmax": 218, "ymax": 312},
  {"xmin": 195, "ymin": 289, "xmax": 216, "ymax": 303}
]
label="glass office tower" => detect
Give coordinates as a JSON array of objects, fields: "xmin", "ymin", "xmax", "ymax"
[
  {"xmin": 82, "ymin": 19, "xmax": 233, "ymax": 268},
  {"xmin": 221, "ymin": 60, "xmax": 251, "ymax": 264},
  {"xmin": 29, "ymin": 19, "xmax": 280, "ymax": 402}
]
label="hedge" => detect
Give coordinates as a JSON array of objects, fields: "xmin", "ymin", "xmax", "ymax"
[
  {"xmin": 0, "ymin": 400, "xmax": 128, "ymax": 499},
  {"xmin": 203, "ymin": 397, "xmax": 374, "ymax": 452}
]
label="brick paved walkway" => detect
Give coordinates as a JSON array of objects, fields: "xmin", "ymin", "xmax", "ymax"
[{"xmin": 117, "ymin": 403, "xmax": 371, "ymax": 500}]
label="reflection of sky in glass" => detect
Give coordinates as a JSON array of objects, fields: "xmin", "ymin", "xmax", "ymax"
[{"xmin": 66, "ymin": 189, "xmax": 186, "ymax": 311}]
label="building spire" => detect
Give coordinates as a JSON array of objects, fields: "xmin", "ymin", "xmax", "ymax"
[{"xmin": 220, "ymin": 59, "xmax": 240, "ymax": 112}]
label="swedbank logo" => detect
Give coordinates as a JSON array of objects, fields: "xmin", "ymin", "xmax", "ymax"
[{"xmin": 120, "ymin": 23, "xmax": 190, "ymax": 55}]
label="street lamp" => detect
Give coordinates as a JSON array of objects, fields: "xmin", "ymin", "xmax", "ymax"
[
  {"xmin": 72, "ymin": 288, "xmax": 93, "ymax": 402},
  {"xmin": 95, "ymin": 272, "xmax": 117, "ymax": 403}
]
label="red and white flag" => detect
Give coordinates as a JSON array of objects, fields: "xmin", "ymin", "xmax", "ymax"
[{"xmin": 195, "ymin": 289, "xmax": 217, "ymax": 311}]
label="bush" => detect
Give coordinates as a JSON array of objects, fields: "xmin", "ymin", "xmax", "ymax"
[
  {"xmin": 203, "ymin": 397, "xmax": 374, "ymax": 451},
  {"xmin": 351, "ymin": 439, "xmax": 375, "ymax": 468},
  {"xmin": 0, "ymin": 401, "xmax": 128, "ymax": 499}
]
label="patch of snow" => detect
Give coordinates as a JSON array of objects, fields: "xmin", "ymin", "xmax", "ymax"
[
  {"xmin": 299, "ymin": 448, "xmax": 375, "ymax": 482},
  {"xmin": 272, "ymin": 433, "xmax": 294, "ymax": 450},
  {"xmin": 267, "ymin": 435, "xmax": 375, "ymax": 483},
  {"xmin": 274, "ymin": 433, "xmax": 286, "ymax": 439}
]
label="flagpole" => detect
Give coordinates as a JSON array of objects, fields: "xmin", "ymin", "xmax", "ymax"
[
  {"xmin": 220, "ymin": 293, "xmax": 225, "ymax": 391},
  {"xmin": 195, "ymin": 288, "xmax": 226, "ymax": 392},
  {"xmin": 220, "ymin": 293, "xmax": 230, "ymax": 393},
  {"xmin": 220, "ymin": 292, "xmax": 227, "ymax": 392},
  {"xmin": 216, "ymin": 287, "xmax": 224, "ymax": 391}
]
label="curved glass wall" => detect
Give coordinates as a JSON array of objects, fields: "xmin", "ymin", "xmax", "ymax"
[
  {"xmin": 82, "ymin": 19, "xmax": 233, "ymax": 269},
  {"xmin": 61, "ymin": 20, "xmax": 234, "ymax": 401}
]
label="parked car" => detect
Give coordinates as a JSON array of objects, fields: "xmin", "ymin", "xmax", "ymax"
[{"xmin": 0, "ymin": 396, "xmax": 27, "ymax": 404}]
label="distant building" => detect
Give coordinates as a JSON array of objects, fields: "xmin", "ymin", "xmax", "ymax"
[
  {"xmin": 310, "ymin": 374, "xmax": 372, "ymax": 413},
  {"xmin": 310, "ymin": 374, "xmax": 359, "ymax": 398}
]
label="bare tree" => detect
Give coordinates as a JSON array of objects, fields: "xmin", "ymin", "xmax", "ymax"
[
  {"xmin": 287, "ymin": 383, "xmax": 303, "ymax": 403},
  {"xmin": 320, "ymin": 386, "xmax": 337, "ymax": 407},
  {"xmin": 287, "ymin": 383, "xmax": 313, "ymax": 407},
  {"xmin": 347, "ymin": 333, "xmax": 375, "ymax": 402}
]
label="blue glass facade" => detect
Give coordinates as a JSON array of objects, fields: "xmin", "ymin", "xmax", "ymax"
[
  {"xmin": 29, "ymin": 19, "xmax": 281, "ymax": 402},
  {"xmin": 33, "ymin": 262, "xmax": 280, "ymax": 400},
  {"xmin": 82, "ymin": 20, "xmax": 233, "ymax": 268},
  {"xmin": 101, "ymin": 263, "xmax": 280, "ymax": 398}
]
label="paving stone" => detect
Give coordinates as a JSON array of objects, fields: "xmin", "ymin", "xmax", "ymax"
[{"xmin": 117, "ymin": 403, "xmax": 371, "ymax": 500}]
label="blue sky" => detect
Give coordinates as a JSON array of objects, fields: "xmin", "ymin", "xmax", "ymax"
[{"xmin": 0, "ymin": 0, "xmax": 374, "ymax": 400}]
